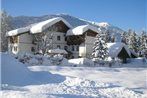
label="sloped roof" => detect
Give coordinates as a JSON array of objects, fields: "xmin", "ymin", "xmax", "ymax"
[
  {"xmin": 6, "ymin": 26, "xmax": 31, "ymax": 37},
  {"xmin": 107, "ymin": 42, "xmax": 131, "ymax": 58},
  {"xmin": 6, "ymin": 17, "xmax": 72, "ymax": 36},
  {"xmin": 130, "ymin": 49, "xmax": 138, "ymax": 58},
  {"xmin": 30, "ymin": 17, "xmax": 72, "ymax": 34},
  {"xmin": 66, "ymin": 25, "xmax": 99, "ymax": 36}
]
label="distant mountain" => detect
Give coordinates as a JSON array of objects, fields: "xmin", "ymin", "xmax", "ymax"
[{"xmin": 10, "ymin": 14, "xmax": 125, "ymax": 36}]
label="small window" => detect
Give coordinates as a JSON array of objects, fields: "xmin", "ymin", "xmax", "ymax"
[
  {"xmin": 64, "ymin": 46, "xmax": 68, "ymax": 50},
  {"xmin": 31, "ymin": 47, "xmax": 35, "ymax": 52},
  {"xmin": 57, "ymin": 36, "xmax": 61, "ymax": 41},
  {"xmin": 76, "ymin": 46, "xmax": 79, "ymax": 51},
  {"xmin": 72, "ymin": 46, "xmax": 74, "ymax": 51},
  {"xmin": 65, "ymin": 37, "xmax": 67, "ymax": 41},
  {"xmin": 57, "ymin": 45, "xmax": 61, "ymax": 49},
  {"xmin": 14, "ymin": 46, "xmax": 17, "ymax": 51}
]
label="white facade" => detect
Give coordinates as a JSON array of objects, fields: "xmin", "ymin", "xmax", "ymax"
[
  {"xmin": 8, "ymin": 32, "xmax": 96, "ymax": 58},
  {"xmin": 8, "ymin": 33, "xmax": 35, "ymax": 54},
  {"xmin": 7, "ymin": 17, "xmax": 99, "ymax": 58},
  {"xmin": 79, "ymin": 36, "xmax": 96, "ymax": 58},
  {"xmin": 50, "ymin": 32, "xmax": 67, "ymax": 50}
]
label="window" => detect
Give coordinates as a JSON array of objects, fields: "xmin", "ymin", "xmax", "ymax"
[
  {"xmin": 14, "ymin": 46, "xmax": 17, "ymax": 51},
  {"xmin": 72, "ymin": 46, "xmax": 74, "ymax": 51},
  {"xmin": 31, "ymin": 47, "xmax": 35, "ymax": 52},
  {"xmin": 64, "ymin": 46, "xmax": 68, "ymax": 50},
  {"xmin": 57, "ymin": 45, "xmax": 61, "ymax": 49},
  {"xmin": 10, "ymin": 36, "xmax": 18, "ymax": 43},
  {"xmin": 65, "ymin": 37, "xmax": 67, "ymax": 41},
  {"xmin": 57, "ymin": 36, "xmax": 61, "ymax": 41},
  {"xmin": 76, "ymin": 46, "xmax": 79, "ymax": 51}
]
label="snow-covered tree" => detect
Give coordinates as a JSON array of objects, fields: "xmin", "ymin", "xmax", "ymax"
[
  {"xmin": 33, "ymin": 25, "xmax": 59, "ymax": 55},
  {"xmin": 92, "ymin": 32, "xmax": 108, "ymax": 61},
  {"xmin": 105, "ymin": 31, "xmax": 111, "ymax": 42},
  {"xmin": 125, "ymin": 29, "xmax": 132, "ymax": 45},
  {"xmin": 1, "ymin": 10, "xmax": 12, "ymax": 52},
  {"xmin": 139, "ymin": 30, "xmax": 147, "ymax": 57},
  {"xmin": 121, "ymin": 31, "xmax": 127, "ymax": 44},
  {"xmin": 128, "ymin": 31, "xmax": 139, "ymax": 53},
  {"xmin": 33, "ymin": 31, "xmax": 53, "ymax": 55}
]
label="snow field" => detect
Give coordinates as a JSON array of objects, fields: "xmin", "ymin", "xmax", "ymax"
[{"xmin": 1, "ymin": 53, "xmax": 146, "ymax": 98}]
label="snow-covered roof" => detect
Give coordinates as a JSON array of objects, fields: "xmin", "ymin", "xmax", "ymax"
[
  {"xmin": 130, "ymin": 49, "xmax": 138, "ymax": 57},
  {"xmin": 66, "ymin": 25, "xmax": 99, "ymax": 36},
  {"xmin": 48, "ymin": 48, "xmax": 68, "ymax": 54},
  {"xmin": 30, "ymin": 17, "xmax": 72, "ymax": 34},
  {"xmin": 6, "ymin": 26, "xmax": 31, "ymax": 37},
  {"xmin": 107, "ymin": 42, "xmax": 131, "ymax": 58}
]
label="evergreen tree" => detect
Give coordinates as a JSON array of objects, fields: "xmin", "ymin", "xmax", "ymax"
[
  {"xmin": 92, "ymin": 32, "xmax": 108, "ymax": 61},
  {"xmin": 105, "ymin": 31, "xmax": 111, "ymax": 42},
  {"xmin": 128, "ymin": 31, "xmax": 139, "ymax": 53},
  {"xmin": 1, "ymin": 10, "xmax": 12, "ymax": 52},
  {"xmin": 121, "ymin": 31, "xmax": 127, "ymax": 44},
  {"xmin": 140, "ymin": 30, "xmax": 147, "ymax": 57},
  {"xmin": 125, "ymin": 29, "xmax": 132, "ymax": 45}
]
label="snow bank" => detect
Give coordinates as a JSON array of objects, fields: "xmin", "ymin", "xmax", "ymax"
[
  {"xmin": 66, "ymin": 25, "xmax": 99, "ymax": 36},
  {"xmin": 1, "ymin": 53, "xmax": 33, "ymax": 86},
  {"xmin": 1, "ymin": 53, "xmax": 65, "ymax": 86},
  {"xmin": 68, "ymin": 58, "xmax": 94, "ymax": 66}
]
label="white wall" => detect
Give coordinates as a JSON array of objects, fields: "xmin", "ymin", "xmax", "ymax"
[
  {"xmin": 8, "ymin": 31, "xmax": 96, "ymax": 58},
  {"xmin": 18, "ymin": 33, "xmax": 35, "ymax": 54},
  {"xmin": 79, "ymin": 43, "xmax": 86, "ymax": 57},
  {"xmin": 48, "ymin": 31, "xmax": 67, "ymax": 50},
  {"xmin": 8, "ymin": 33, "xmax": 35, "ymax": 55},
  {"xmin": 79, "ymin": 36, "xmax": 95, "ymax": 58},
  {"xmin": 68, "ymin": 45, "xmax": 79, "ymax": 58}
]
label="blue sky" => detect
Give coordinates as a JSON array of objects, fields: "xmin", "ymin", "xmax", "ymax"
[{"xmin": 2, "ymin": 0, "xmax": 146, "ymax": 32}]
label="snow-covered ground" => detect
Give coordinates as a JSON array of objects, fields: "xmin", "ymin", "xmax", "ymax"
[{"xmin": 1, "ymin": 53, "xmax": 147, "ymax": 98}]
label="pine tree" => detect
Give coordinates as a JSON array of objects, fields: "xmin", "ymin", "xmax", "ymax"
[
  {"xmin": 128, "ymin": 31, "xmax": 139, "ymax": 53},
  {"xmin": 121, "ymin": 31, "xmax": 127, "ymax": 44},
  {"xmin": 105, "ymin": 31, "xmax": 111, "ymax": 43},
  {"xmin": 1, "ymin": 10, "xmax": 12, "ymax": 52},
  {"xmin": 140, "ymin": 30, "xmax": 147, "ymax": 57},
  {"xmin": 125, "ymin": 29, "xmax": 132, "ymax": 45},
  {"xmin": 92, "ymin": 32, "xmax": 108, "ymax": 61}
]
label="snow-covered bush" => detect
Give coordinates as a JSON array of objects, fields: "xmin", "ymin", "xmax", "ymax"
[
  {"xmin": 50, "ymin": 54, "xmax": 64, "ymax": 65},
  {"xmin": 16, "ymin": 52, "xmax": 69, "ymax": 66},
  {"xmin": 17, "ymin": 52, "xmax": 33, "ymax": 64},
  {"xmin": 69, "ymin": 58, "xmax": 94, "ymax": 67},
  {"xmin": 27, "ymin": 58, "xmax": 39, "ymax": 65},
  {"xmin": 42, "ymin": 57, "xmax": 52, "ymax": 66}
]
